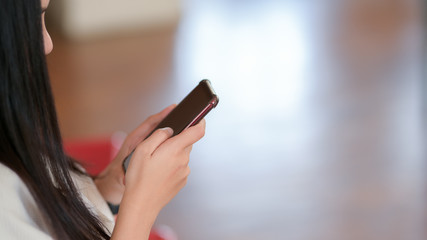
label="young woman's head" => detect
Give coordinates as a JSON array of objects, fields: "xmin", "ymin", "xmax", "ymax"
[{"xmin": 0, "ymin": 0, "xmax": 110, "ymax": 239}]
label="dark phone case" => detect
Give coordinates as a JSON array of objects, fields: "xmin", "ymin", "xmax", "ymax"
[{"xmin": 122, "ymin": 79, "xmax": 219, "ymax": 171}]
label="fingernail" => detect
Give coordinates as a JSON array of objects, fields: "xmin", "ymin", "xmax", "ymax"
[{"xmin": 161, "ymin": 127, "xmax": 174, "ymax": 136}]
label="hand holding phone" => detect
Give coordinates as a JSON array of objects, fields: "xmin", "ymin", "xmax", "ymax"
[{"xmin": 122, "ymin": 79, "xmax": 219, "ymax": 171}]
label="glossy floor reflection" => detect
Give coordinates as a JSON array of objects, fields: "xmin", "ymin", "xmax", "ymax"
[{"xmin": 48, "ymin": 0, "xmax": 425, "ymax": 239}]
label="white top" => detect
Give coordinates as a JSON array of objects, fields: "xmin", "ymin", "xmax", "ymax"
[{"xmin": 0, "ymin": 163, "xmax": 115, "ymax": 239}]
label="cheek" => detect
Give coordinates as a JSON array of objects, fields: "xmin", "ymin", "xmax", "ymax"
[
  {"xmin": 42, "ymin": 16, "xmax": 53, "ymax": 55},
  {"xmin": 43, "ymin": 29, "xmax": 53, "ymax": 55}
]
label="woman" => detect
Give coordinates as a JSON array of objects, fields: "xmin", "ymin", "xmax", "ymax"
[{"xmin": 0, "ymin": 0, "xmax": 205, "ymax": 239}]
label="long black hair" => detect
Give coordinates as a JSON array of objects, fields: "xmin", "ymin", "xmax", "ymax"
[{"xmin": 0, "ymin": 0, "xmax": 110, "ymax": 239}]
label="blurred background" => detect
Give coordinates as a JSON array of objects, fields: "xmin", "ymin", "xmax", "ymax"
[{"xmin": 46, "ymin": 0, "xmax": 425, "ymax": 239}]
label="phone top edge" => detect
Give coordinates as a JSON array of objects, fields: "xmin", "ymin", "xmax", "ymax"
[
  {"xmin": 211, "ymin": 95, "xmax": 219, "ymax": 108},
  {"xmin": 200, "ymin": 79, "xmax": 219, "ymax": 108},
  {"xmin": 200, "ymin": 79, "xmax": 217, "ymax": 95}
]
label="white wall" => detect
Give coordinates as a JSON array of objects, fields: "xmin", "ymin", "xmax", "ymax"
[{"xmin": 59, "ymin": 0, "xmax": 181, "ymax": 39}]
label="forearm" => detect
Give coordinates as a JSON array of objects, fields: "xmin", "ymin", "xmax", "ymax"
[{"xmin": 110, "ymin": 191, "xmax": 160, "ymax": 240}]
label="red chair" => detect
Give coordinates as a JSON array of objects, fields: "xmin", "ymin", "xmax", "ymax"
[
  {"xmin": 64, "ymin": 135, "xmax": 177, "ymax": 240},
  {"xmin": 64, "ymin": 136, "xmax": 118, "ymax": 176}
]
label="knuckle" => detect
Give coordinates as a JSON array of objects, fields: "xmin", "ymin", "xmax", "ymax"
[
  {"xmin": 179, "ymin": 161, "xmax": 188, "ymax": 170},
  {"xmin": 185, "ymin": 167, "xmax": 191, "ymax": 177},
  {"xmin": 196, "ymin": 125, "xmax": 205, "ymax": 138},
  {"xmin": 134, "ymin": 144, "xmax": 151, "ymax": 157},
  {"xmin": 182, "ymin": 177, "xmax": 188, "ymax": 186}
]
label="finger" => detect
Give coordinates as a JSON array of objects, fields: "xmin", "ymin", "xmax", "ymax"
[
  {"xmin": 133, "ymin": 104, "xmax": 176, "ymax": 137},
  {"xmin": 147, "ymin": 104, "xmax": 176, "ymax": 126},
  {"xmin": 125, "ymin": 104, "xmax": 176, "ymax": 151},
  {"xmin": 135, "ymin": 127, "xmax": 174, "ymax": 156},
  {"xmin": 173, "ymin": 119, "xmax": 206, "ymax": 148}
]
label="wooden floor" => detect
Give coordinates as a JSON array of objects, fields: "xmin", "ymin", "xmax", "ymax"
[{"xmin": 47, "ymin": 0, "xmax": 425, "ymax": 239}]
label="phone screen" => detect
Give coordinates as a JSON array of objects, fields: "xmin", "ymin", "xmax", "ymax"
[{"xmin": 153, "ymin": 80, "xmax": 218, "ymax": 137}]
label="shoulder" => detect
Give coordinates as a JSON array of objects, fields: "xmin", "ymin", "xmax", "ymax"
[
  {"xmin": 0, "ymin": 163, "xmax": 33, "ymax": 204},
  {"xmin": 0, "ymin": 163, "xmax": 53, "ymax": 239},
  {"xmin": 0, "ymin": 163, "xmax": 33, "ymax": 206},
  {"xmin": 71, "ymin": 171, "xmax": 115, "ymax": 232}
]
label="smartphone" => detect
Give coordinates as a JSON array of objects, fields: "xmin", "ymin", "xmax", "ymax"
[{"xmin": 122, "ymin": 79, "xmax": 219, "ymax": 171}]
